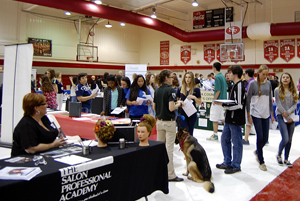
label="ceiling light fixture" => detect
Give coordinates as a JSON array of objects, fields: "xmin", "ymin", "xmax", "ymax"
[
  {"xmin": 94, "ymin": 0, "xmax": 102, "ymax": 5},
  {"xmin": 120, "ymin": 22, "xmax": 125, "ymax": 26},
  {"xmin": 151, "ymin": 7, "xmax": 157, "ymax": 19},
  {"xmin": 192, "ymin": 0, "xmax": 199, "ymax": 7},
  {"xmin": 64, "ymin": 11, "xmax": 71, "ymax": 15},
  {"xmin": 105, "ymin": 21, "xmax": 112, "ymax": 28}
]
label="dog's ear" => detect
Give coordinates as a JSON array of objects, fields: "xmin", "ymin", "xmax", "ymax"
[
  {"xmin": 184, "ymin": 127, "xmax": 188, "ymax": 132},
  {"xmin": 179, "ymin": 128, "xmax": 183, "ymax": 132}
]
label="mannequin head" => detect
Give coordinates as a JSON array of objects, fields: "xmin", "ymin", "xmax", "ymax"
[
  {"xmin": 137, "ymin": 114, "xmax": 156, "ymax": 146},
  {"xmin": 94, "ymin": 120, "xmax": 116, "ymax": 147}
]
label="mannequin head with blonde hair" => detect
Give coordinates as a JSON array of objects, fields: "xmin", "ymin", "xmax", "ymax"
[{"xmin": 137, "ymin": 114, "xmax": 156, "ymax": 146}]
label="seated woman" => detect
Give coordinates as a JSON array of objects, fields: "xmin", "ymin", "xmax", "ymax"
[
  {"xmin": 94, "ymin": 119, "xmax": 116, "ymax": 147},
  {"xmin": 137, "ymin": 114, "xmax": 156, "ymax": 146},
  {"xmin": 11, "ymin": 93, "xmax": 66, "ymax": 157}
]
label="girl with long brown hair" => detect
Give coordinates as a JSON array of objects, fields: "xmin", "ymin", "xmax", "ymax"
[
  {"xmin": 41, "ymin": 75, "xmax": 58, "ymax": 110},
  {"xmin": 275, "ymin": 72, "xmax": 298, "ymax": 167},
  {"xmin": 146, "ymin": 73, "xmax": 156, "ymax": 116},
  {"xmin": 246, "ymin": 65, "xmax": 275, "ymax": 171},
  {"xmin": 176, "ymin": 71, "xmax": 201, "ymax": 136}
]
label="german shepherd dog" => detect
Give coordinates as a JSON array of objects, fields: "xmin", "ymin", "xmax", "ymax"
[{"xmin": 175, "ymin": 128, "xmax": 215, "ymax": 193}]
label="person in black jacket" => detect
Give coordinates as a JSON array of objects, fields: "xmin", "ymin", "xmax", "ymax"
[
  {"xmin": 215, "ymin": 65, "xmax": 246, "ymax": 174},
  {"xmin": 100, "ymin": 74, "xmax": 125, "ymax": 117}
]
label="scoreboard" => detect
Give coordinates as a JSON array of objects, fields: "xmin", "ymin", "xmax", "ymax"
[{"xmin": 193, "ymin": 7, "xmax": 233, "ymax": 29}]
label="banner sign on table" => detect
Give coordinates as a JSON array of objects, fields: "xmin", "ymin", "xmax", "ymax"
[
  {"xmin": 193, "ymin": 11, "xmax": 206, "ymax": 29},
  {"xmin": 225, "ymin": 21, "xmax": 242, "ymax": 41},
  {"xmin": 59, "ymin": 156, "xmax": 113, "ymax": 201},
  {"xmin": 297, "ymin": 39, "xmax": 300, "ymax": 59},
  {"xmin": 280, "ymin": 39, "xmax": 295, "ymax": 62},
  {"xmin": 204, "ymin": 44, "xmax": 215, "ymax": 64},
  {"xmin": 160, "ymin": 41, "xmax": 169, "ymax": 65},
  {"xmin": 264, "ymin": 40, "xmax": 279, "ymax": 63},
  {"xmin": 180, "ymin": 45, "xmax": 191, "ymax": 64}
]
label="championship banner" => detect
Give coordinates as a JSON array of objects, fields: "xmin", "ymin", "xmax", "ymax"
[
  {"xmin": 204, "ymin": 44, "xmax": 215, "ymax": 64},
  {"xmin": 180, "ymin": 45, "xmax": 191, "ymax": 64},
  {"xmin": 160, "ymin": 41, "xmax": 169, "ymax": 65},
  {"xmin": 264, "ymin": 40, "xmax": 279, "ymax": 63},
  {"xmin": 225, "ymin": 21, "xmax": 242, "ymax": 41},
  {"xmin": 280, "ymin": 39, "xmax": 295, "ymax": 62},
  {"xmin": 297, "ymin": 39, "xmax": 300, "ymax": 59},
  {"xmin": 193, "ymin": 11, "xmax": 205, "ymax": 29}
]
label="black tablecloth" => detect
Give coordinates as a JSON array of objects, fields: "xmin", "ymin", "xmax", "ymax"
[{"xmin": 0, "ymin": 140, "xmax": 169, "ymax": 201}]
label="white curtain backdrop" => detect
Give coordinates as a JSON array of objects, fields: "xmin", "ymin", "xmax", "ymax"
[{"xmin": 1, "ymin": 43, "xmax": 33, "ymax": 144}]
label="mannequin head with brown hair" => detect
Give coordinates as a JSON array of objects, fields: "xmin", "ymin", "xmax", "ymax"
[
  {"xmin": 94, "ymin": 120, "xmax": 116, "ymax": 147},
  {"xmin": 137, "ymin": 114, "xmax": 156, "ymax": 146}
]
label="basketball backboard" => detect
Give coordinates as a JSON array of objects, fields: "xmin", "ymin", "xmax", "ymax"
[
  {"xmin": 220, "ymin": 43, "xmax": 244, "ymax": 62},
  {"xmin": 76, "ymin": 44, "xmax": 98, "ymax": 62}
]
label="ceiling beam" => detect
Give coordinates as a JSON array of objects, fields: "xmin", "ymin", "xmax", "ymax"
[
  {"xmin": 157, "ymin": 5, "xmax": 188, "ymax": 15},
  {"xmin": 23, "ymin": 4, "xmax": 39, "ymax": 11},
  {"xmin": 133, "ymin": 0, "xmax": 174, "ymax": 12}
]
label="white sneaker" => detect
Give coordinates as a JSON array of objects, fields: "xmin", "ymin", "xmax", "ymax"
[
  {"xmin": 206, "ymin": 134, "xmax": 218, "ymax": 141},
  {"xmin": 259, "ymin": 163, "xmax": 267, "ymax": 171}
]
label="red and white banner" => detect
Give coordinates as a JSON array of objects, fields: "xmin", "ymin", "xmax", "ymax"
[
  {"xmin": 180, "ymin": 45, "xmax": 191, "ymax": 64},
  {"xmin": 160, "ymin": 41, "xmax": 169, "ymax": 65},
  {"xmin": 204, "ymin": 44, "xmax": 215, "ymax": 64},
  {"xmin": 193, "ymin": 11, "xmax": 205, "ymax": 29},
  {"xmin": 280, "ymin": 39, "xmax": 295, "ymax": 62},
  {"xmin": 225, "ymin": 21, "xmax": 242, "ymax": 41},
  {"xmin": 297, "ymin": 39, "xmax": 300, "ymax": 59},
  {"xmin": 264, "ymin": 40, "xmax": 279, "ymax": 63}
]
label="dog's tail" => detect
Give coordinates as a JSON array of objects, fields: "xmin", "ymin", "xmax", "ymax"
[{"xmin": 203, "ymin": 181, "xmax": 215, "ymax": 193}]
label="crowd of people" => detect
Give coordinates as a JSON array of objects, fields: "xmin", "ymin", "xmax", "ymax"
[{"xmin": 12, "ymin": 63, "xmax": 298, "ymax": 183}]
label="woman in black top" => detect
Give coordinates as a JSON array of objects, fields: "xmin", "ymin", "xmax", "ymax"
[{"xmin": 11, "ymin": 93, "xmax": 66, "ymax": 157}]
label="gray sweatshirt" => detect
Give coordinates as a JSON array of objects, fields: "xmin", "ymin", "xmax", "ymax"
[
  {"xmin": 246, "ymin": 80, "xmax": 273, "ymax": 119},
  {"xmin": 274, "ymin": 88, "xmax": 297, "ymax": 120}
]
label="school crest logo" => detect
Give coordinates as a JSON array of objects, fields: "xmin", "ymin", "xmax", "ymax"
[{"xmin": 172, "ymin": 93, "xmax": 176, "ymax": 99}]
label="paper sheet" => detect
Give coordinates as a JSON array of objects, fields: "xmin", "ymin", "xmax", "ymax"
[
  {"xmin": 214, "ymin": 100, "xmax": 235, "ymax": 103},
  {"xmin": 92, "ymin": 88, "xmax": 99, "ymax": 95},
  {"xmin": 284, "ymin": 114, "xmax": 300, "ymax": 122},
  {"xmin": 72, "ymin": 117, "xmax": 90, "ymax": 121},
  {"xmin": 74, "ymin": 140, "xmax": 98, "ymax": 147},
  {"xmin": 136, "ymin": 97, "xmax": 148, "ymax": 105},
  {"xmin": 111, "ymin": 107, "xmax": 127, "ymax": 115},
  {"xmin": 54, "ymin": 155, "xmax": 92, "ymax": 165},
  {"xmin": 182, "ymin": 99, "xmax": 197, "ymax": 117}
]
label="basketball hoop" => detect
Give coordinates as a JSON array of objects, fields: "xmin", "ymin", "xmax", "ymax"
[{"xmin": 87, "ymin": 56, "xmax": 94, "ymax": 62}]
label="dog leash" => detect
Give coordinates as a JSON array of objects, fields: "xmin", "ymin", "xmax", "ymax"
[{"xmin": 179, "ymin": 134, "xmax": 190, "ymax": 151}]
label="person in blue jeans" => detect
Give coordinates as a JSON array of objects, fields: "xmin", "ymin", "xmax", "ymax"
[
  {"xmin": 215, "ymin": 65, "xmax": 246, "ymax": 174},
  {"xmin": 247, "ymin": 65, "xmax": 275, "ymax": 171},
  {"xmin": 76, "ymin": 73, "xmax": 97, "ymax": 113},
  {"xmin": 176, "ymin": 71, "xmax": 201, "ymax": 136},
  {"xmin": 275, "ymin": 72, "xmax": 298, "ymax": 168}
]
